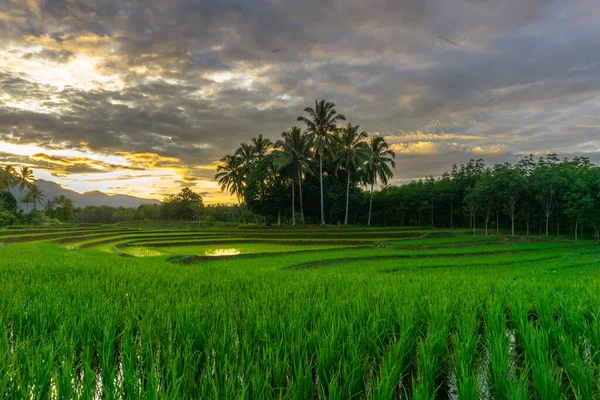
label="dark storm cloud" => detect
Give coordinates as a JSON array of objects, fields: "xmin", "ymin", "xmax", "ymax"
[
  {"xmin": 1, "ymin": 0, "xmax": 600, "ymax": 186},
  {"xmin": 21, "ymin": 49, "xmax": 74, "ymax": 63}
]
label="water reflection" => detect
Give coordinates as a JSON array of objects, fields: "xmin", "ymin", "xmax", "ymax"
[
  {"xmin": 204, "ymin": 248, "xmax": 241, "ymax": 256},
  {"xmin": 125, "ymin": 247, "xmax": 163, "ymax": 257}
]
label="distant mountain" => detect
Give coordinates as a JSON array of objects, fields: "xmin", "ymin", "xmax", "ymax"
[{"xmin": 10, "ymin": 180, "xmax": 161, "ymax": 208}]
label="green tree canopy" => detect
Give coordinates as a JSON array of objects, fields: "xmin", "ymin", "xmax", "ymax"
[{"xmin": 160, "ymin": 187, "xmax": 203, "ymax": 221}]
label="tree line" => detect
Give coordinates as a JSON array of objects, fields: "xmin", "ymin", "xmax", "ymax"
[
  {"xmin": 0, "ymin": 164, "xmax": 248, "ymax": 226},
  {"xmin": 0, "ymin": 165, "xmax": 250, "ymax": 226},
  {"xmin": 215, "ymin": 99, "xmax": 396, "ymax": 226},
  {"xmin": 1, "ymin": 165, "xmax": 49, "ymax": 226},
  {"xmin": 369, "ymin": 154, "xmax": 600, "ymax": 239},
  {"xmin": 0, "ymin": 166, "xmax": 43, "ymax": 209},
  {"xmin": 1, "ymin": 166, "xmax": 207, "ymax": 226},
  {"xmin": 213, "ymin": 99, "xmax": 600, "ymax": 238}
]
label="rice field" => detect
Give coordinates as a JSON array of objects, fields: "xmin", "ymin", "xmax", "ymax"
[{"xmin": 0, "ymin": 224, "xmax": 599, "ymax": 399}]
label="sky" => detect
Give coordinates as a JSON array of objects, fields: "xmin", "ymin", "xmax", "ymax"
[{"xmin": 1, "ymin": 0, "xmax": 599, "ymax": 203}]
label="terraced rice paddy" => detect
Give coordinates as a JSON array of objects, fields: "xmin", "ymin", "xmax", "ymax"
[
  {"xmin": 122, "ymin": 243, "xmax": 353, "ymax": 258},
  {"xmin": 0, "ymin": 224, "xmax": 599, "ymax": 398}
]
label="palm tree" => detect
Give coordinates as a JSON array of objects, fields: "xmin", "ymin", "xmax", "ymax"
[
  {"xmin": 0, "ymin": 165, "xmax": 17, "ymax": 202},
  {"xmin": 251, "ymin": 134, "xmax": 273, "ymax": 160},
  {"xmin": 336, "ymin": 123, "xmax": 369, "ymax": 225},
  {"xmin": 53, "ymin": 195, "xmax": 74, "ymax": 222},
  {"xmin": 54, "ymin": 194, "xmax": 73, "ymax": 208},
  {"xmin": 297, "ymin": 99, "xmax": 346, "ymax": 225},
  {"xmin": 365, "ymin": 136, "xmax": 396, "ymax": 226},
  {"xmin": 17, "ymin": 166, "xmax": 34, "ymax": 200},
  {"xmin": 22, "ymin": 195, "xmax": 31, "ymax": 212},
  {"xmin": 215, "ymin": 154, "xmax": 247, "ymax": 223},
  {"xmin": 26, "ymin": 184, "xmax": 44, "ymax": 210},
  {"xmin": 235, "ymin": 142, "xmax": 257, "ymax": 176},
  {"xmin": 43, "ymin": 199, "xmax": 55, "ymax": 219},
  {"xmin": 274, "ymin": 127, "xmax": 313, "ymax": 225}
]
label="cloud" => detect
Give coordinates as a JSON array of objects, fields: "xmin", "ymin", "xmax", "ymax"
[
  {"xmin": 21, "ymin": 49, "xmax": 75, "ymax": 63},
  {"xmin": 472, "ymin": 144, "xmax": 509, "ymax": 155},
  {"xmin": 566, "ymin": 62, "xmax": 600, "ymax": 75},
  {"xmin": 390, "ymin": 142, "xmax": 509, "ymax": 156},
  {"xmin": 0, "ymin": 0, "xmax": 599, "ymax": 201},
  {"xmin": 29, "ymin": 152, "xmax": 139, "ymax": 175},
  {"xmin": 19, "ymin": 0, "xmax": 43, "ymax": 19},
  {"xmin": 386, "ymin": 131, "xmax": 486, "ymax": 142},
  {"xmin": 114, "ymin": 152, "xmax": 181, "ymax": 169},
  {"xmin": 391, "ymin": 142, "xmax": 441, "ymax": 155}
]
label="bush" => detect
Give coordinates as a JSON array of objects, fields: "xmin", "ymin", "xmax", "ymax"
[
  {"xmin": 0, "ymin": 210, "xmax": 17, "ymax": 227},
  {"xmin": 22, "ymin": 210, "xmax": 44, "ymax": 226},
  {"xmin": 203, "ymin": 215, "xmax": 216, "ymax": 227},
  {"xmin": 0, "ymin": 192, "xmax": 17, "ymax": 212}
]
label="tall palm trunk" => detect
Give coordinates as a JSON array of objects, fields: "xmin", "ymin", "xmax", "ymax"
[
  {"xmin": 291, "ymin": 178, "xmax": 295, "ymax": 226},
  {"xmin": 368, "ymin": 182, "xmax": 374, "ymax": 226},
  {"xmin": 297, "ymin": 170, "xmax": 304, "ymax": 224},
  {"xmin": 344, "ymin": 165, "xmax": 351, "ymax": 225},
  {"xmin": 237, "ymin": 195, "xmax": 246, "ymax": 223},
  {"xmin": 319, "ymin": 155, "xmax": 325, "ymax": 225}
]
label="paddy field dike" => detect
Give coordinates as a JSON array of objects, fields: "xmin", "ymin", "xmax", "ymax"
[{"xmin": 0, "ymin": 223, "xmax": 599, "ymax": 399}]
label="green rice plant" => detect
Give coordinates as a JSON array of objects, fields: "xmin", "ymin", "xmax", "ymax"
[
  {"xmin": 555, "ymin": 323, "xmax": 594, "ymax": 399},
  {"xmin": 522, "ymin": 323, "xmax": 563, "ymax": 399},
  {"xmin": 369, "ymin": 301, "xmax": 420, "ymax": 399},
  {"xmin": 583, "ymin": 305, "xmax": 600, "ymax": 398},
  {"xmin": 452, "ymin": 304, "xmax": 482, "ymax": 399},
  {"xmin": 0, "ymin": 228, "xmax": 599, "ymax": 398},
  {"xmin": 507, "ymin": 367, "xmax": 532, "ymax": 400},
  {"xmin": 412, "ymin": 298, "xmax": 452, "ymax": 399},
  {"xmin": 99, "ymin": 319, "xmax": 120, "ymax": 399},
  {"xmin": 485, "ymin": 295, "xmax": 512, "ymax": 399}
]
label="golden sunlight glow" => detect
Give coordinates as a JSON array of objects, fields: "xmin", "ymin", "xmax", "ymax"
[
  {"xmin": 0, "ymin": 141, "xmax": 232, "ymax": 203},
  {"xmin": 472, "ymin": 144, "xmax": 508, "ymax": 155},
  {"xmin": 386, "ymin": 131, "xmax": 486, "ymax": 141},
  {"xmin": 1, "ymin": 43, "xmax": 124, "ymax": 92},
  {"xmin": 204, "ymin": 71, "xmax": 255, "ymax": 90},
  {"xmin": 391, "ymin": 141, "xmax": 441, "ymax": 155},
  {"xmin": 2, "ymin": 93, "xmax": 61, "ymax": 114},
  {"xmin": 0, "ymin": 141, "xmax": 129, "ymax": 166}
]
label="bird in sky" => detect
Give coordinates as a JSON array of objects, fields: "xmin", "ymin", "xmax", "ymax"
[{"xmin": 437, "ymin": 35, "xmax": 461, "ymax": 46}]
